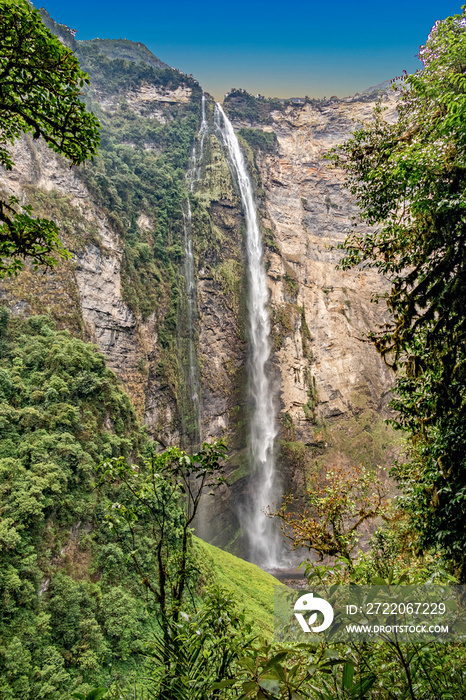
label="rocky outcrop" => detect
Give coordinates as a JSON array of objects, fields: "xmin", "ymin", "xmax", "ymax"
[
  {"xmin": 0, "ymin": 134, "xmax": 150, "ymax": 417},
  {"xmin": 0, "ymin": 63, "xmax": 200, "ymax": 441}
]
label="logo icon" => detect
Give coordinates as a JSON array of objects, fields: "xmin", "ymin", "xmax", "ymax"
[{"xmin": 294, "ymin": 593, "xmax": 334, "ymax": 633}]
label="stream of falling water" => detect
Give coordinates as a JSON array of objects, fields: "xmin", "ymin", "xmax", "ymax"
[
  {"xmin": 214, "ymin": 103, "xmax": 281, "ymax": 568},
  {"xmin": 181, "ymin": 96, "xmax": 207, "ymax": 447}
]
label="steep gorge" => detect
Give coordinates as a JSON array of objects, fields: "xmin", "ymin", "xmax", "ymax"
[{"xmin": 0, "ymin": 13, "xmax": 398, "ymax": 561}]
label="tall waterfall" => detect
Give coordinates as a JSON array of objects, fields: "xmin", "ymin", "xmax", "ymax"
[
  {"xmin": 181, "ymin": 197, "xmax": 200, "ymax": 445},
  {"xmin": 214, "ymin": 103, "xmax": 281, "ymax": 568},
  {"xmin": 187, "ymin": 95, "xmax": 208, "ymax": 190},
  {"xmin": 181, "ymin": 95, "xmax": 208, "ymax": 447}
]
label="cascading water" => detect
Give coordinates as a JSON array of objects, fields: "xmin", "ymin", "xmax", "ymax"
[
  {"xmin": 181, "ymin": 197, "xmax": 200, "ymax": 445},
  {"xmin": 214, "ymin": 103, "xmax": 281, "ymax": 568},
  {"xmin": 192, "ymin": 95, "xmax": 208, "ymax": 187},
  {"xmin": 181, "ymin": 95, "xmax": 208, "ymax": 447}
]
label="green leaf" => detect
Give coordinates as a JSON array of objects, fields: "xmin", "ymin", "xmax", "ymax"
[
  {"xmin": 259, "ymin": 678, "xmax": 280, "ymax": 693},
  {"xmin": 212, "ymin": 680, "xmax": 236, "ymax": 689},
  {"xmin": 342, "ymin": 662, "xmax": 355, "ymax": 690},
  {"xmin": 350, "ymin": 674, "xmax": 376, "ymax": 698},
  {"xmin": 261, "ymin": 651, "xmax": 289, "ymax": 674}
]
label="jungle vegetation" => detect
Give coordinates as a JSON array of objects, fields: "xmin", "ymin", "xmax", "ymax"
[
  {"xmin": 329, "ymin": 9, "xmax": 466, "ymax": 581},
  {"xmin": 1, "ymin": 3, "xmax": 466, "ymax": 699}
]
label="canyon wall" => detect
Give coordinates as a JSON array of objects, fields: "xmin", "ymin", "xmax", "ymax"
[{"xmin": 0, "ymin": 22, "xmax": 398, "ymax": 552}]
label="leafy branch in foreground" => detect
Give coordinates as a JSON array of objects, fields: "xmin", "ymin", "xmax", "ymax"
[
  {"xmin": 0, "ymin": 0, "xmax": 100, "ymax": 274},
  {"xmin": 98, "ymin": 441, "xmax": 227, "ymax": 619}
]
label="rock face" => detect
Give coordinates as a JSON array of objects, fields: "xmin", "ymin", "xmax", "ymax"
[
  {"xmin": 0, "ymin": 30, "xmax": 398, "ymax": 554},
  {"xmin": 0, "ymin": 134, "xmax": 149, "ymax": 416},
  {"xmin": 249, "ymin": 96, "xmax": 397, "ymax": 432},
  {"xmin": 192, "ymin": 94, "xmax": 399, "ymax": 548}
]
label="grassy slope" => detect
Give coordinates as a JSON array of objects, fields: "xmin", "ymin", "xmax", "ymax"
[{"xmin": 194, "ymin": 536, "xmax": 285, "ymax": 636}]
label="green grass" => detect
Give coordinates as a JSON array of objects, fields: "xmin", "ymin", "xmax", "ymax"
[{"xmin": 194, "ymin": 536, "xmax": 285, "ymax": 636}]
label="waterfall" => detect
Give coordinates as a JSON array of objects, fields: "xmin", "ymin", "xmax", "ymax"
[
  {"xmin": 193, "ymin": 95, "xmax": 208, "ymax": 186},
  {"xmin": 181, "ymin": 95, "xmax": 207, "ymax": 447},
  {"xmin": 187, "ymin": 95, "xmax": 208, "ymax": 190},
  {"xmin": 181, "ymin": 197, "xmax": 200, "ymax": 445},
  {"xmin": 214, "ymin": 103, "xmax": 281, "ymax": 568}
]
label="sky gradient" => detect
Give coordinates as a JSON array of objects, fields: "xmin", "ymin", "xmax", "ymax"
[{"xmin": 36, "ymin": 1, "xmax": 462, "ymax": 100}]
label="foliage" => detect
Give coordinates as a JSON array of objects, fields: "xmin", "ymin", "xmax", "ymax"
[
  {"xmin": 319, "ymin": 634, "xmax": 466, "ymax": 700},
  {"xmin": 219, "ymin": 637, "xmax": 353, "ymax": 700},
  {"xmin": 73, "ymin": 689, "xmax": 108, "ymax": 700},
  {"xmin": 98, "ymin": 440, "xmax": 227, "ymax": 619},
  {"xmin": 328, "ymin": 9, "xmax": 466, "ymax": 578},
  {"xmin": 194, "ymin": 537, "xmax": 280, "ymax": 636},
  {"xmin": 270, "ymin": 464, "xmax": 387, "ymax": 564},
  {"xmin": 0, "ymin": 0, "xmax": 99, "ymax": 274},
  {"xmin": 98, "ymin": 446, "xmax": 358, "ymax": 700},
  {"xmin": 237, "ymin": 129, "xmax": 278, "ymax": 155},
  {"xmin": 0, "ymin": 311, "xmax": 146, "ymax": 696},
  {"xmin": 70, "ymin": 39, "xmax": 203, "ymax": 321},
  {"xmin": 26, "ymin": 38, "xmax": 206, "ymax": 427},
  {"xmin": 63, "ymin": 50, "xmax": 204, "ymax": 420},
  {"xmin": 140, "ymin": 586, "xmax": 254, "ymax": 700},
  {"xmin": 77, "ymin": 38, "xmax": 168, "ymax": 71},
  {"xmin": 271, "ymin": 303, "xmax": 298, "ymax": 350},
  {"xmin": 75, "ymin": 96, "xmax": 198, "ymax": 320},
  {"xmin": 0, "ymin": 313, "xmax": 244, "ymax": 698},
  {"xmin": 298, "ymin": 552, "xmax": 466, "ymax": 700},
  {"xmin": 139, "ymin": 594, "xmax": 355, "ymax": 700},
  {"xmin": 76, "ymin": 43, "xmax": 198, "ymax": 96},
  {"xmin": 212, "ymin": 259, "xmax": 244, "ymax": 319},
  {"xmin": 224, "ymin": 90, "xmax": 285, "ymax": 124}
]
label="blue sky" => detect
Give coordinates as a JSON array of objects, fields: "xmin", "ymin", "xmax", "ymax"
[{"xmin": 36, "ymin": 1, "xmax": 462, "ymax": 100}]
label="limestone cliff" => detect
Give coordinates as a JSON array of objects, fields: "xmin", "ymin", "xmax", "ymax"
[{"xmin": 223, "ymin": 92, "xmax": 399, "ymax": 488}]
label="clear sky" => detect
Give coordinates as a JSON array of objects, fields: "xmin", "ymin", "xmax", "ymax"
[{"xmin": 36, "ymin": 1, "xmax": 462, "ymax": 101}]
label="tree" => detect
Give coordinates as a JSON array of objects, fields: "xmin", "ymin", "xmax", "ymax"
[
  {"xmin": 0, "ymin": 0, "xmax": 100, "ymax": 274},
  {"xmin": 99, "ymin": 442, "xmax": 235, "ymax": 699},
  {"xmin": 329, "ymin": 10, "xmax": 466, "ymax": 577},
  {"xmin": 98, "ymin": 441, "xmax": 227, "ymax": 620},
  {"xmin": 269, "ymin": 464, "xmax": 386, "ymax": 566}
]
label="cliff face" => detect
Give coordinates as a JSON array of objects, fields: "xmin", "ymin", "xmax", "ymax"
[
  {"xmin": 225, "ymin": 94, "xmax": 398, "ymax": 460},
  {"xmin": 195, "ymin": 94, "xmax": 399, "ymax": 546},
  {"xmin": 0, "ymin": 26, "xmax": 398, "ymax": 551},
  {"xmin": 0, "ymin": 121, "xmax": 161, "ymax": 426}
]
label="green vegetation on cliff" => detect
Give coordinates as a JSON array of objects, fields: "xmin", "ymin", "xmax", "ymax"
[
  {"xmin": 224, "ymin": 90, "xmax": 285, "ymax": 124},
  {"xmin": 237, "ymin": 128, "xmax": 278, "ymax": 155},
  {"xmin": 75, "ymin": 54, "xmax": 202, "ymax": 320},
  {"xmin": 77, "ymin": 43, "xmax": 197, "ymax": 97},
  {"xmin": 75, "ymin": 45, "xmax": 205, "ymax": 421},
  {"xmin": 330, "ymin": 8, "xmax": 466, "ymax": 580},
  {"xmin": 194, "ymin": 537, "xmax": 281, "ymax": 636},
  {"xmin": 0, "ymin": 311, "xmax": 146, "ymax": 696}
]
